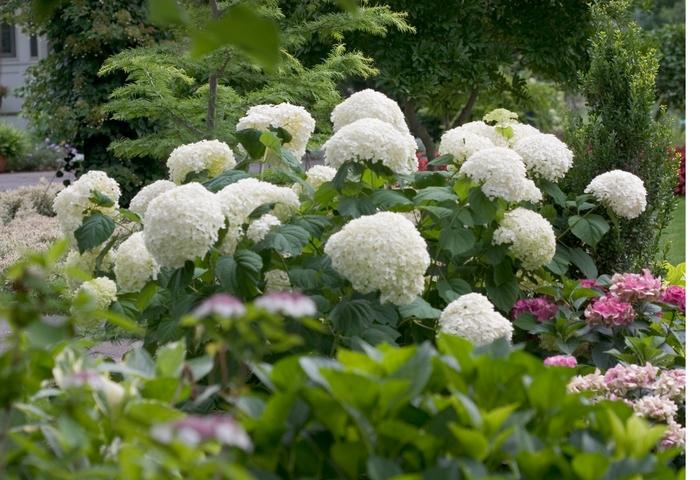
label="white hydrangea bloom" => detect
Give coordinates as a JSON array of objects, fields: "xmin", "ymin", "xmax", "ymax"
[
  {"xmin": 265, "ymin": 269, "xmax": 292, "ymax": 292},
  {"xmin": 76, "ymin": 277, "xmax": 117, "ymax": 310},
  {"xmin": 493, "ymin": 208, "xmax": 556, "ymax": 270},
  {"xmin": 330, "ymin": 88, "xmax": 410, "ymax": 134},
  {"xmin": 510, "ymin": 123, "xmax": 542, "ymax": 144},
  {"xmin": 324, "ymin": 212, "xmax": 429, "ymax": 305},
  {"xmin": 236, "ymin": 103, "xmax": 315, "ymax": 159},
  {"xmin": 129, "ymin": 180, "xmax": 176, "ymax": 218},
  {"xmin": 438, "ymin": 293, "xmax": 513, "ymax": 346},
  {"xmin": 323, "ymin": 118, "xmax": 418, "ymax": 175},
  {"xmin": 53, "ymin": 170, "xmax": 121, "ymax": 237},
  {"xmin": 216, "ymin": 178, "xmax": 300, "ymax": 254},
  {"xmin": 166, "ymin": 139, "xmax": 236, "ymax": 185},
  {"xmin": 306, "ymin": 165, "xmax": 337, "ymax": 188},
  {"xmin": 143, "ymin": 183, "xmax": 225, "ymax": 268},
  {"xmin": 246, "ymin": 214, "xmax": 281, "ymax": 243},
  {"xmin": 512, "ymin": 133, "xmax": 573, "ymax": 182},
  {"xmin": 439, "ymin": 126, "xmax": 495, "ymax": 165},
  {"xmin": 459, "ymin": 147, "xmax": 542, "ymax": 203},
  {"xmin": 460, "ymin": 121, "xmax": 507, "ymax": 146},
  {"xmin": 584, "ymin": 170, "xmax": 647, "ymax": 219},
  {"xmin": 114, "ymin": 232, "xmax": 159, "ymax": 292}
]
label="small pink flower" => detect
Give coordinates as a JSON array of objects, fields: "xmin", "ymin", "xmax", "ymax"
[
  {"xmin": 660, "ymin": 420, "xmax": 685, "ymax": 449},
  {"xmin": 192, "ymin": 294, "xmax": 246, "ymax": 319},
  {"xmin": 151, "ymin": 414, "xmax": 252, "ymax": 451},
  {"xmin": 661, "ymin": 285, "xmax": 685, "ymax": 313},
  {"xmin": 584, "ymin": 295, "xmax": 635, "ymax": 327},
  {"xmin": 653, "ymin": 369, "xmax": 686, "ymax": 400},
  {"xmin": 609, "ymin": 269, "xmax": 662, "ymax": 302},
  {"xmin": 254, "ymin": 291, "xmax": 317, "ymax": 318},
  {"xmin": 579, "ymin": 278, "xmax": 600, "ymax": 289},
  {"xmin": 603, "ymin": 362, "xmax": 658, "ymax": 395},
  {"xmin": 544, "ymin": 355, "xmax": 577, "ymax": 367},
  {"xmin": 512, "ymin": 297, "xmax": 558, "ymax": 322}
]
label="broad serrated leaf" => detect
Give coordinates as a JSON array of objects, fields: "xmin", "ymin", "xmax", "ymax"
[
  {"xmin": 398, "ymin": 298, "xmax": 441, "ymax": 319},
  {"xmin": 202, "ymin": 169, "xmax": 248, "ymax": 192},
  {"xmin": 258, "ymin": 224, "xmax": 310, "ymax": 256},
  {"xmin": 439, "ymin": 226, "xmax": 476, "ymax": 257},
  {"xmin": 370, "ymin": 189, "xmax": 412, "ymax": 209},
  {"xmin": 414, "ymin": 186, "xmax": 458, "ymax": 204},
  {"xmin": 74, "ymin": 213, "xmax": 115, "ymax": 253},
  {"xmin": 235, "ymin": 128, "xmax": 266, "ymax": 159},
  {"xmin": 568, "ymin": 214, "xmax": 610, "ymax": 248},
  {"xmin": 468, "ymin": 188, "xmax": 497, "ymax": 224}
]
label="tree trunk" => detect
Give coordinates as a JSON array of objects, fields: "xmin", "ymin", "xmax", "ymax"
[
  {"xmin": 403, "ymin": 101, "xmax": 437, "ymax": 159},
  {"xmin": 450, "ymin": 89, "xmax": 479, "ymax": 128},
  {"xmin": 206, "ymin": 0, "xmax": 221, "ymax": 136}
]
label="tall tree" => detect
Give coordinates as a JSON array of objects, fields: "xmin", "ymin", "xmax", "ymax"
[{"xmin": 345, "ymin": 0, "xmax": 597, "ymax": 157}]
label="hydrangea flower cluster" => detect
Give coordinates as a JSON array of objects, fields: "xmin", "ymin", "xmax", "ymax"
[
  {"xmin": 324, "ymin": 212, "xmax": 430, "ymax": 305},
  {"xmin": 458, "ymin": 148, "xmax": 542, "ymax": 203},
  {"xmin": 459, "ymin": 121, "xmax": 508, "ymax": 146},
  {"xmin": 192, "ymin": 294, "xmax": 246, "ymax": 319},
  {"xmin": 128, "ymin": 180, "xmax": 176, "ymax": 218},
  {"xmin": 568, "ymin": 363, "xmax": 685, "ymax": 449},
  {"xmin": 584, "ymin": 295, "xmax": 635, "ymax": 327},
  {"xmin": 438, "ymin": 293, "xmax": 513, "ymax": 347},
  {"xmin": 151, "ymin": 415, "xmax": 252, "ymax": 451},
  {"xmin": 439, "ymin": 126, "xmax": 495, "ymax": 164},
  {"xmin": 323, "ymin": 118, "xmax": 418, "ymax": 175},
  {"xmin": 143, "ymin": 183, "xmax": 225, "ymax": 268},
  {"xmin": 330, "ymin": 88, "xmax": 410, "ymax": 134},
  {"xmin": 53, "ymin": 170, "xmax": 121, "ymax": 237},
  {"xmin": 584, "ymin": 170, "xmax": 647, "ymax": 219},
  {"xmin": 305, "ymin": 165, "xmax": 337, "ymax": 188},
  {"xmin": 512, "ymin": 297, "xmax": 559, "ymax": 322},
  {"xmin": 114, "ymin": 232, "xmax": 159, "ymax": 293},
  {"xmin": 166, "ymin": 140, "xmax": 236, "ymax": 185},
  {"xmin": 246, "ymin": 214, "xmax": 281, "ymax": 243},
  {"xmin": 512, "ymin": 133, "xmax": 574, "ymax": 181},
  {"xmin": 62, "ymin": 248, "xmax": 115, "ymax": 289},
  {"xmin": 661, "ymin": 285, "xmax": 685, "ymax": 313},
  {"xmin": 236, "ymin": 103, "xmax": 315, "ymax": 159},
  {"xmin": 543, "ymin": 355, "xmax": 577, "ymax": 367},
  {"xmin": 609, "ymin": 269, "xmax": 662, "ymax": 302},
  {"xmin": 265, "ymin": 269, "xmax": 292, "ymax": 292},
  {"xmin": 76, "ymin": 277, "xmax": 118, "ymax": 310},
  {"xmin": 254, "ymin": 291, "xmax": 317, "ymax": 318},
  {"xmin": 492, "ymin": 208, "xmax": 555, "ymax": 270}
]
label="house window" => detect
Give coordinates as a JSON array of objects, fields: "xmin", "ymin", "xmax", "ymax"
[
  {"xmin": 30, "ymin": 35, "xmax": 38, "ymax": 57},
  {"xmin": 1, "ymin": 23, "xmax": 16, "ymax": 57}
]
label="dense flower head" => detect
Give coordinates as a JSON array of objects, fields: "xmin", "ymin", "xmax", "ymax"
[
  {"xmin": 459, "ymin": 121, "xmax": 507, "ymax": 146},
  {"xmin": 544, "ymin": 355, "xmax": 577, "ymax": 368},
  {"xmin": 192, "ymin": 294, "xmax": 246, "ymax": 319},
  {"xmin": 512, "ymin": 297, "xmax": 558, "ymax": 322},
  {"xmin": 438, "ymin": 293, "xmax": 513, "ymax": 346},
  {"xmin": 236, "ymin": 103, "xmax": 315, "ymax": 159},
  {"xmin": 512, "ymin": 133, "xmax": 574, "ymax": 181},
  {"xmin": 584, "ymin": 295, "xmax": 635, "ymax": 328},
  {"xmin": 151, "ymin": 414, "xmax": 252, "ymax": 451},
  {"xmin": 510, "ymin": 123, "xmax": 542, "ymax": 144},
  {"xmin": 114, "ymin": 232, "xmax": 159, "ymax": 293},
  {"xmin": 166, "ymin": 139, "xmax": 236, "ymax": 185},
  {"xmin": 143, "ymin": 183, "xmax": 225, "ymax": 268},
  {"xmin": 652, "ymin": 369, "xmax": 685, "ymax": 400},
  {"xmin": 254, "ymin": 291, "xmax": 317, "ymax": 318},
  {"xmin": 631, "ymin": 395, "xmax": 678, "ymax": 423},
  {"xmin": 323, "ymin": 118, "xmax": 418, "ymax": 175},
  {"xmin": 439, "ymin": 126, "xmax": 495, "ymax": 165},
  {"xmin": 330, "ymin": 88, "xmax": 410, "ymax": 134},
  {"xmin": 216, "ymin": 178, "xmax": 299, "ymax": 254},
  {"xmin": 129, "ymin": 180, "xmax": 176, "ymax": 218},
  {"xmin": 246, "ymin": 214, "xmax": 281, "ymax": 243},
  {"xmin": 567, "ymin": 369, "xmax": 607, "ymax": 394},
  {"xmin": 324, "ymin": 212, "xmax": 429, "ymax": 305},
  {"xmin": 76, "ymin": 277, "xmax": 117, "ymax": 310},
  {"xmin": 53, "ymin": 170, "xmax": 121, "ymax": 237},
  {"xmin": 661, "ymin": 285, "xmax": 685, "ymax": 313},
  {"xmin": 265, "ymin": 269, "xmax": 292, "ymax": 292},
  {"xmin": 459, "ymin": 148, "xmax": 542, "ymax": 203},
  {"xmin": 584, "ymin": 170, "xmax": 647, "ymax": 219},
  {"xmin": 493, "ymin": 208, "xmax": 555, "ymax": 270},
  {"xmin": 603, "ymin": 362, "xmax": 658, "ymax": 395},
  {"xmin": 609, "ymin": 269, "xmax": 662, "ymax": 302},
  {"xmin": 661, "ymin": 420, "xmax": 685, "ymax": 449},
  {"xmin": 305, "ymin": 165, "xmax": 337, "ymax": 188}
]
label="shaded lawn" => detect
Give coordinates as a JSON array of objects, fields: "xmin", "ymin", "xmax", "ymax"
[{"xmin": 659, "ymin": 197, "xmax": 685, "ymax": 265}]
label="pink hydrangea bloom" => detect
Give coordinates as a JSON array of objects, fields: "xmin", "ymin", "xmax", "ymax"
[
  {"xmin": 544, "ymin": 355, "xmax": 577, "ymax": 368},
  {"xmin": 568, "ymin": 370, "xmax": 606, "ymax": 394},
  {"xmin": 579, "ymin": 278, "xmax": 601, "ymax": 289},
  {"xmin": 660, "ymin": 420, "xmax": 686, "ymax": 449},
  {"xmin": 584, "ymin": 295, "xmax": 635, "ymax": 327},
  {"xmin": 609, "ymin": 269, "xmax": 662, "ymax": 302},
  {"xmin": 603, "ymin": 362, "xmax": 658, "ymax": 395},
  {"xmin": 653, "ymin": 369, "xmax": 686, "ymax": 400},
  {"xmin": 254, "ymin": 291, "xmax": 317, "ymax": 318},
  {"xmin": 511, "ymin": 297, "xmax": 558, "ymax": 322},
  {"xmin": 151, "ymin": 414, "xmax": 252, "ymax": 450},
  {"xmin": 632, "ymin": 395, "xmax": 678, "ymax": 423},
  {"xmin": 193, "ymin": 294, "xmax": 246, "ymax": 319},
  {"xmin": 661, "ymin": 285, "xmax": 685, "ymax": 313}
]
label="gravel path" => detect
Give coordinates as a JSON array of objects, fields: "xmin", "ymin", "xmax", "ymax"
[{"xmin": 0, "ymin": 170, "xmax": 73, "ymax": 191}]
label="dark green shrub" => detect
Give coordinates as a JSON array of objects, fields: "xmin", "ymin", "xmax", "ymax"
[
  {"xmin": 0, "ymin": 122, "xmax": 28, "ymax": 166},
  {"xmin": 564, "ymin": 3, "xmax": 677, "ymax": 272},
  {"xmin": 655, "ymin": 23, "xmax": 685, "ymax": 113}
]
